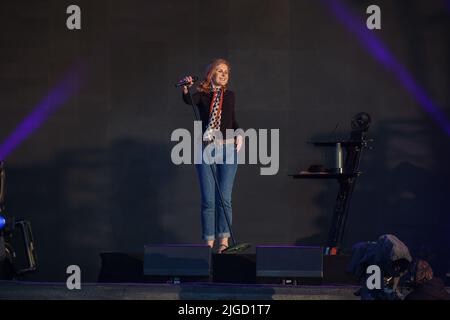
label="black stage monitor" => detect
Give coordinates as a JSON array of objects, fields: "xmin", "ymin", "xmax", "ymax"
[
  {"xmin": 256, "ymin": 245, "xmax": 323, "ymax": 278},
  {"xmin": 144, "ymin": 244, "xmax": 211, "ymax": 277}
]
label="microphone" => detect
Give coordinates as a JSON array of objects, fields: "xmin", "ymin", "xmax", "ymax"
[{"xmin": 175, "ymin": 76, "xmax": 199, "ymax": 88}]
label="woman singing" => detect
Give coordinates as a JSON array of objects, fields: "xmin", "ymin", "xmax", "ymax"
[{"xmin": 181, "ymin": 58, "xmax": 243, "ymax": 253}]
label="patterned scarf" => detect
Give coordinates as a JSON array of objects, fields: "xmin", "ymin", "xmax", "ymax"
[{"xmin": 203, "ymin": 87, "xmax": 223, "ymax": 142}]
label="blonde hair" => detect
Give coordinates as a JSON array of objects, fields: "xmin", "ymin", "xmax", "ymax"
[
  {"xmin": 414, "ymin": 260, "xmax": 433, "ymax": 284},
  {"xmin": 197, "ymin": 58, "xmax": 231, "ymax": 93}
]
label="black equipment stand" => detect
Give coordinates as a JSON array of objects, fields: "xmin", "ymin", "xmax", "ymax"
[
  {"xmin": 0, "ymin": 161, "xmax": 38, "ymax": 279},
  {"xmin": 289, "ymin": 113, "xmax": 372, "ymax": 255},
  {"xmin": 184, "ymin": 86, "xmax": 250, "ymax": 254}
]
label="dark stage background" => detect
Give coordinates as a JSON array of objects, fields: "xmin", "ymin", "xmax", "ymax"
[{"xmin": 1, "ymin": 0, "xmax": 449, "ymax": 281}]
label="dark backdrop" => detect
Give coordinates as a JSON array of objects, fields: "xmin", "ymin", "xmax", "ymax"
[{"xmin": 1, "ymin": 0, "xmax": 449, "ymax": 281}]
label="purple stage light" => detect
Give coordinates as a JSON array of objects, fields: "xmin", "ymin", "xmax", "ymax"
[
  {"xmin": 323, "ymin": 0, "xmax": 450, "ymax": 136},
  {"xmin": 0, "ymin": 215, "xmax": 5, "ymax": 230},
  {"xmin": 445, "ymin": 0, "xmax": 450, "ymax": 13},
  {"xmin": 0, "ymin": 64, "xmax": 85, "ymax": 160}
]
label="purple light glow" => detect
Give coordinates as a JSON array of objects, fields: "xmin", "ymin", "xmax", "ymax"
[
  {"xmin": 324, "ymin": 0, "xmax": 450, "ymax": 136},
  {"xmin": 445, "ymin": 0, "xmax": 450, "ymax": 13},
  {"xmin": 0, "ymin": 65, "xmax": 85, "ymax": 160}
]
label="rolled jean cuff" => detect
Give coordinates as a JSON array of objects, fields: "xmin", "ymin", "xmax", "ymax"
[
  {"xmin": 203, "ymin": 235, "xmax": 215, "ymax": 241},
  {"xmin": 217, "ymin": 232, "xmax": 230, "ymax": 239}
]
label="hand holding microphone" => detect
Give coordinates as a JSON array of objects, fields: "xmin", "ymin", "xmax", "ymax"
[{"xmin": 176, "ymin": 75, "xmax": 198, "ymax": 94}]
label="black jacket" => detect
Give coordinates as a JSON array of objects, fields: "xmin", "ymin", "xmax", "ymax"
[{"xmin": 182, "ymin": 90, "xmax": 240, "ymax": 136}]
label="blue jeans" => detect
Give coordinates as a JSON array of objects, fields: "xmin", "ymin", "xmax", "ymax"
[{"xmin": 196, "ymin": 142, "xmax": 238, "ymax": 241}]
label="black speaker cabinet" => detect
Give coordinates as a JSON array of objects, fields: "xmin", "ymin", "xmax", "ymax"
[
  {"xmin": 144, "ymin": 244, "xmax": 211, "ymax": 278},
  {"xmin": 212, "ymin": 254, "xmax": 256, "ymax": 284},
  {"xmin": 256, "ymin": 246, "xmax": 323, "ymax": 283}
]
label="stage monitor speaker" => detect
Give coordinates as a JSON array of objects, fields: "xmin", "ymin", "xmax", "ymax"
[
  {"xmin": 256, "ymin": 246, "xmax": 323, "ymax": 279},
  {"xmin": 144, "ymin": 244, "xmax": 211, "ymax": 277}
]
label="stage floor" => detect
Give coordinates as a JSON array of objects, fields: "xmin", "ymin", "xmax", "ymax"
[{"xmin": 0, "ymin": 281, "xmax": 360, "ymax": 300}]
